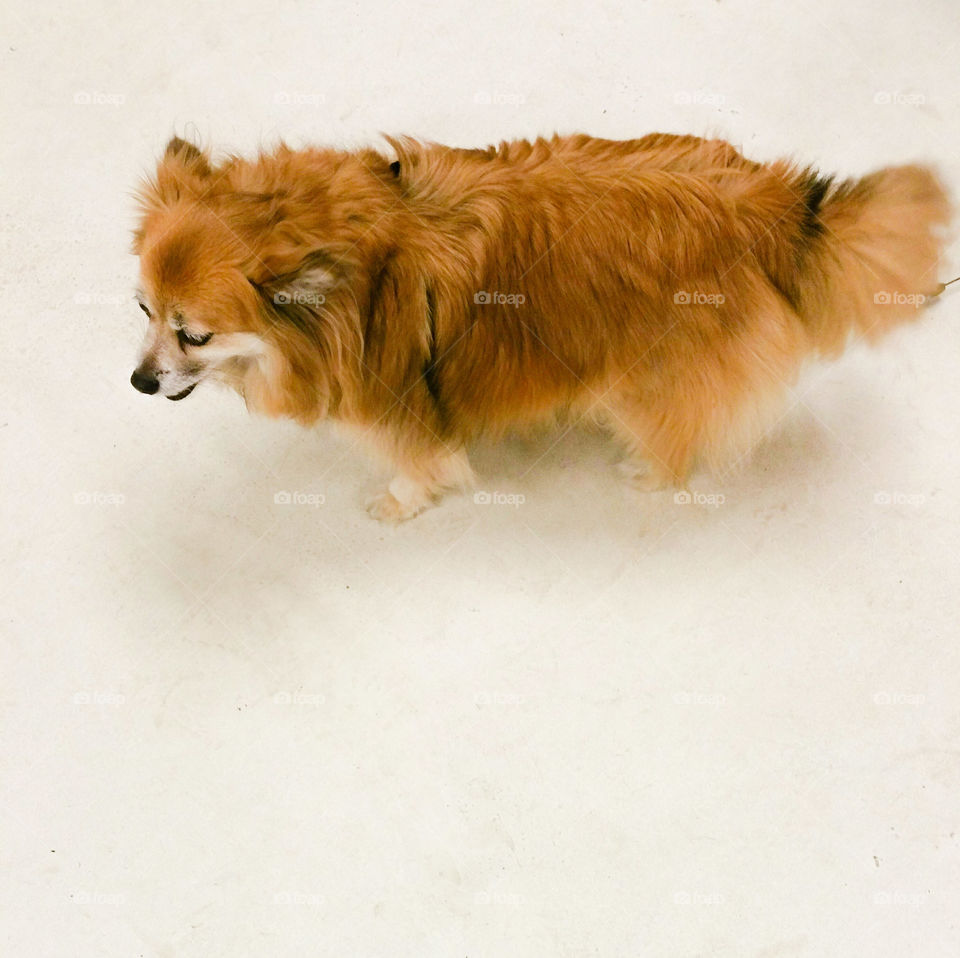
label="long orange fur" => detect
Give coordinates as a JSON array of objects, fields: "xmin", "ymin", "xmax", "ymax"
[{"xmin": 133, "ymin": 133, "xmax": 950, "ymax": 518}]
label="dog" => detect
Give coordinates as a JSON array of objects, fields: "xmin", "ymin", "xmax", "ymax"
[{"xmin": 131, "ymin": 133, "xmax": 950, "ymax": 520}]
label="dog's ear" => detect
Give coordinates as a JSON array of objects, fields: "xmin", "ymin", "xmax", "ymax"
[
  {"xmin": 133, "ymin": 137, "xmax": 216, "ymax": 252},
  {"xmin": 163, "ymin": 136, "xmax": 213, "ymax": 178},
  {"xmin": 141, "ymin": 136, "xmax": 214, "ymax": 210},
  {"xmin": 252, "ymin": 250, "xmax": 344, "ymax": 315}
]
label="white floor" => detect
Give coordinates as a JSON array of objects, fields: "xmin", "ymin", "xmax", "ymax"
[{"xmin": 2, "ymin": 1, "xmax": 959, "ymax": 955}]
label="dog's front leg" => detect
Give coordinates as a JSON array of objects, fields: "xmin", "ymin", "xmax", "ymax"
[{"xmin": 364, "ymin": 445, "xmax": 474, "ymax": 522}]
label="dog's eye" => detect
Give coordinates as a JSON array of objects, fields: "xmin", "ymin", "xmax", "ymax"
[
  {"xmin": 177, "ymin": 329, "xmax": 214, "ymax": 347},
  {"xmin": 138, "ymin": 302, "xmax": 151, "ymax": 317}
]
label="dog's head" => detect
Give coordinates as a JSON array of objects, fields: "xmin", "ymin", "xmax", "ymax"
[{"xmin": 131, "ymin": 137, "xmax": 361, "ymax": 418}]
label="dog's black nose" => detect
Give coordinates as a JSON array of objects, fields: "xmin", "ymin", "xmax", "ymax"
[{"xmin": 130, "ymin": 370, "xmax": 159, "ymax": 394}]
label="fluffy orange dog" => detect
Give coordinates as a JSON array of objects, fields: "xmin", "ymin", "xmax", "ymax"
[{"xmin": 132, "ymin": 133, "xmax": 949, "ymax": 520}]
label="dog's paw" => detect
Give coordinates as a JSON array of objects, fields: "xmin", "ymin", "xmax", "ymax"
[
  {"xmin": 365, "ymin": 491, "xmax": 425, "ymax": 523},
  {"xmin": 616, "ymin": 459, "xmax": 668, "ymax": 492}
]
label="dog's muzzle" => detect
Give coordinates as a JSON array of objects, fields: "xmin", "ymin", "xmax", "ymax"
[{"xmin": 130, "ymin": 369, "xmax": 159, "ymax": 395}]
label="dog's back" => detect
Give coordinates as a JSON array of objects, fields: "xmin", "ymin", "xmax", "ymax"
[{"xmin": 379, "ymin": 134, "xmax": 947, "ymax": 482}]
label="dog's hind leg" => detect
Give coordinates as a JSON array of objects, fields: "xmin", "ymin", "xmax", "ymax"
[
  {"xmin": 605, "ymin": 392, "xmax": 701, "ymax": 492},
  {"xmin": 605, "ymin": 298, "xmax": 804, "ymax": 492}
]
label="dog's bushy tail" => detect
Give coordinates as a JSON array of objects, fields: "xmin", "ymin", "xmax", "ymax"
[{"xmin": 794, "ymin": 164, "xmax": 950, "ymax": 355}]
